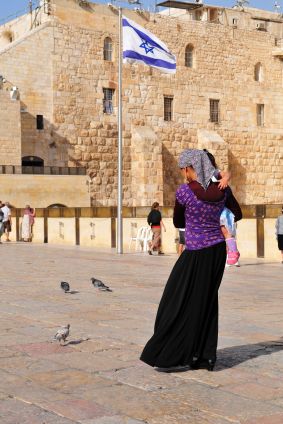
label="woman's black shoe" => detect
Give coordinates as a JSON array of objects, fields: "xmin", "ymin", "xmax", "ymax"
[
  {"xmin": 190, "ymin": 357, "xmax": 216, "ymax": 371},
  {"xmin": 190, "ymin": 356, "xmax": 200, "ymax": 369},
  {"xmin": 207, "ymin": 359, "xmax": 215, "ymax": 371},
  {"xmin": 155, "ymin": 364, "xmax": 190, "ymax": 373}
]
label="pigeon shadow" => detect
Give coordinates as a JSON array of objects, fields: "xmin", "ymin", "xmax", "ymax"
[
  {"xmin": 65, "ymin": 338, "xmax": 90, "ymax": 346},
  {"xmin": 215, "ymin": 337, "xmax": 283, "ymax": 371},
  {"xmin": 67, "ymin": 290, "xmax": 80, "ymax": 294}
]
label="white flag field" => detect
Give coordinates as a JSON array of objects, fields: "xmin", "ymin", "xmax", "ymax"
[{"xmin": 122, "ymin": 16, "xmax": 176, "ymax": 74}]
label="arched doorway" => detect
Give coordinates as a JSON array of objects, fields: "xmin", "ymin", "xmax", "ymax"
[
  {"xmin": 47, "ymin": 204, "xmax": 67, "ymax": 208},
  {"xmin": 22, "ymin": 156, "xmax": 44, "ymax": 167}
]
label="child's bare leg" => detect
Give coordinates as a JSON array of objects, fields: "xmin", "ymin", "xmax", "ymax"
[{"xmin": 221, "ymin": 226, "xmax": 230, "ymax": 239}]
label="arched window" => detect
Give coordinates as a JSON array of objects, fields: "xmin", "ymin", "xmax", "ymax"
[
  {"xmin": 103, "ymin": 37, "xmax": 113, "ymax": 61},
  {"xmin": 185, "ymin": 44, "xmax": 194, "ymax": 68},
  {"xmin": 254, "ymin": 62, "xmax": 263, "ymax": 82}
]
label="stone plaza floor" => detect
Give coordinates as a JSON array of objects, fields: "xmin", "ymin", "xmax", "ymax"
[{"xmin": 0, "ymin": 243, "xmax": 283, "ymax": 424}]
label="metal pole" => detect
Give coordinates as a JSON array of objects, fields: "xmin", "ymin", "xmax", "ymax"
[
  {"xmin": 29, "ymin": 0, "xmax": 33, "ymax": 29},
  {"xmin": 117, "ymin": 7, "xmax": 123, "ymax": 253}
]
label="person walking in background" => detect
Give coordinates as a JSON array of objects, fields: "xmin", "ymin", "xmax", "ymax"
[
  {"xmin": 141, "ymin": 149, "xmax": 242, "ymax": 372},
  {"xmin": 275, "ymin": 207, "xmax": 283, "ymax": 263},
  {"xmin": 30, "ymin": 207, "xmax": 36, "ymax": 239},
  {"xmin": 147, "ymin": 202, "xmax": 166, "ymax": 255},
  {"xmin": 22, "ymin": 205, "xmax": 35, "ymax": 242},
  {"xmin": 1, "ymin": 202, "xmax": 12, "ymax": 242}
]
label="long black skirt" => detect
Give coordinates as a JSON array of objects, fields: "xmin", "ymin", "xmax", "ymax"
[{"xmin": 140, "ymin": 242, "xmax": 226, "ymax": 368}]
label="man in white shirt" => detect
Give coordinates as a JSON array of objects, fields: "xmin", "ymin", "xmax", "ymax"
[{"xmin": 1, "ymin": 202, "xmax": 12, "ymax": 242}]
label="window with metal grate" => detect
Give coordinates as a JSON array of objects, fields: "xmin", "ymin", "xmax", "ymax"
[
  {"xmin": 209, "ymin": 99, "xmax": 220, "ymax": 123},
  {"xmin": 103, "ymin": 88, "xmax": 114, "ymax": 114},
  {"xmin": 104, "ymin": 37, "xmax": 113, "ymax": 61},
  {"xmin": 257, "ymin": 104, "xmax": 264, "ymax": 126},
  {"xmin": 164, "ymin": 96, "xmax": 173, "ymax": 121},
  {"xmin": 185, "ymin": 44, "xmax": 194, "ymax": 68}
]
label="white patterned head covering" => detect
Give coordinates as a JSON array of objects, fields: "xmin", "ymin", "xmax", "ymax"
[{"xmin": 178, "ymin": 149, "xmax": 216, "ymax": 190}]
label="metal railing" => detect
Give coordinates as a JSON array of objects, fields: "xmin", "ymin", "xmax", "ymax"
[{"xmin": 0, "ymin": 165, "xmax": 86, "ymax": 175}]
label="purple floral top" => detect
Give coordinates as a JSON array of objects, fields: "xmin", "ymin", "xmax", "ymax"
[{"xmin": 176, "ymin": 184, "xmax": 226, "ymax": 250}]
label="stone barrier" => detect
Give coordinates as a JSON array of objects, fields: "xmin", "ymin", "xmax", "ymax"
[{"xmin": 6, "ymin": 205, "xmax": 282, "ymax": 260}]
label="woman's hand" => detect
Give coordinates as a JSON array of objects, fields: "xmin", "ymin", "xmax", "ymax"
[
  {"xmin": 217, "ymin": 170, "xmax": 230, "ymax": 190},
  {"xmin": 218, "ymin": 176, "xmax": 229, "ymax": 190}
]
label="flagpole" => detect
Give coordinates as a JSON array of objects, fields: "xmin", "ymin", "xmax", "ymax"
[{"xmin": 117, "ymin": 6, "xmax": 123, "ymax": 254}]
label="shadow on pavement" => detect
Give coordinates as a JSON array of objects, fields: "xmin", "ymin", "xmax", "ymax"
[
  {"xmin": 65, "ymin": 338, "xmax": 90, "ymax": 346},
  {"xmin": 216, "ymin": 337, "xmax": 283, "ymax": 370},
  {"xmin": 237, "ymin": 262, "xmax": 280, "ymax": 267}
]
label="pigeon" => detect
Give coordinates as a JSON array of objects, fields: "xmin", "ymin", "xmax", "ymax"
[
  {"xmin": 53, "ymin": 324, "xmax": 70, "ymax": 345},
  {"xmin": 61, "ymin": 281, "xmax": 70, "ymax": 293},
  {"xmin": 91, "ymin": 278, "xmax": 112, "ymax": 292}
]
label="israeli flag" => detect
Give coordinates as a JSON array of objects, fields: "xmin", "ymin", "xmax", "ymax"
[{"xmin": 122, "ymin": 16, "xmax": 176, "ymax": 74}]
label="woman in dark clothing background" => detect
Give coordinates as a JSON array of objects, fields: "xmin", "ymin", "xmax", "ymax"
[
  {"xmin": 147, "ymin": 202, "xmax": 166, "ymax": 255},
  {"xmin": 141, "ymin": 149, "xmax": 242, "ymax": 372}
]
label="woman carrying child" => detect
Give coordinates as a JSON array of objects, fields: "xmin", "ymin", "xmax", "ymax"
[{"xmin": 141, "ymin": 149, "xmax": 242, "ymax": 372}]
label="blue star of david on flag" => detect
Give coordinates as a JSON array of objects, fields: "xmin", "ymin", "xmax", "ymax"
[
  {"xmin": 122, "ymin": 16, "xmax": 176, "ymax": 74},
  {"xmin": 139, "ymin": 40, "xmax": 154, "ymax": 55}
]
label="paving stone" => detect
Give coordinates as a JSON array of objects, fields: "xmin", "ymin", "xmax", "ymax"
[
  {"xmin": 147, "ymin": 412, "xmax": 235, "ymax": 424},
  {"xmin": 50, "ymin": 351, "xmax": 137, "ymax": 373},
  {"xmin": 5, "ymin": 382, "xmax": 76, "ymax": 405},
  {"xmin": 81, "ymin": 418, "xmax": 146, "ymax": 424},
  {"xmin": 99, "ymin": 363, "xmax": 188, "ymax": 391},
  {"xmin": 243, "ymin": 414, "xmax": 283, "ymax": 424},
  {"xmin": 0, "ymin": 356, "xmax": 67, "ymax": 376},
  {"xmin": 26, "ymin": 369, "xmax": 96, "ymax": 391},
  {"xmin": 44, "ymin": 399, "xmax": 116, "ymax": 421},
  {"xmin": 71, "ymin": 382, "xmax": 199, "ymax": 421},
  {"xmin": 161, "ymin": 381, "xmax": 283, "ymax": 421},
  {"xmin": 0, "ymin": 244, "xmax": 283, "ymax": 423},
  {"xmin": 10, "ymin": 342, "xmax": 76, "ymax": 357},
  {"xmin": 223, "ymin": 381, "xmax": 283, "ymax": 401},
  {"xmin": 0, "ymin": 397, "xmax": 75, "ymax": 424}
]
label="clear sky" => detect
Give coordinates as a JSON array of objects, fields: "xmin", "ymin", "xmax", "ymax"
[{"xmin": 0, "ymin": 0, "xmax": 277, "ymax": 23}]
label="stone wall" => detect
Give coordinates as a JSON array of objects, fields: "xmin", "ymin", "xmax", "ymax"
[
  {"xmin": 0, "ymin": 0, "xmax": 282, "ymax": 207},
  {"xmin": 0, "ymin": 174, "xmax": 90, "ymax": 208},
  {"xmin": 7, "ymin": 206, "xmax": 283, "ymax": 261},
  {"xmin": 0, "ymin": 91, "xmax": 21, "ymax": 165},
  {"xmin": 51, "ymin": 1, "xmax": 283, "ymax": 206},
  {"xmin": 0, "ymin": 4, "xmax": 50, "ymax": 50},
  {"xmin": 0, "ymin": 22, "xmax": 68, "ymax": 167}
]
